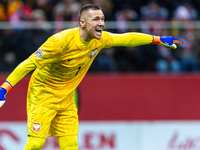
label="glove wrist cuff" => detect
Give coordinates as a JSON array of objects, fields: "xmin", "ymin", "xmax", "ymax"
[
  {"xmin": 1, "ymin": 81, "xmax": 12, "ymax": 93},
  {"xmin": 152, "ymin": 36, "xmax": 161, "ymax": 44}
]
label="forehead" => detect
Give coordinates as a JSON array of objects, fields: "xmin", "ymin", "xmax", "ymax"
[{"xmin": 84, "ymin": 9, "xmax": 104, "ymax": 18}]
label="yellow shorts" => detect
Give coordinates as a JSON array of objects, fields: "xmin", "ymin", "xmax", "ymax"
[{"xmin": 27, "ymin": 102, "xmax": 79, "ymax": 138}]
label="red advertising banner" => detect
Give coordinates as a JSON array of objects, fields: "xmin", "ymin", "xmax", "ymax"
[
  {"xmin": 78, "ymin": 73, "xmax": 200, "ymax": 121},
  {"xmin": 0, "ymin": 73, "xmax": 200, "ymax": 121},
  {"xmin": 0, "ymin": 74, "xmax": 28, "ymax": 121}
]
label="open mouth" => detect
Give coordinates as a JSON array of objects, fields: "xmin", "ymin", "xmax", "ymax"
[{"xmin": 95, "ymin": 29, "xmax": 102, "ymax": 35}]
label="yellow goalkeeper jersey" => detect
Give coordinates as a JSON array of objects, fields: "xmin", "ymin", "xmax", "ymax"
[{"xmin": 25, "ymin": 27, "xmax": 153, "ymax": 110}]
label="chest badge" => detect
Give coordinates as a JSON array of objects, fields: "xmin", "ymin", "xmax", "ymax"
[{"xmin": 90, "ymin": 48, "xmax": 98, "ymax": 59}]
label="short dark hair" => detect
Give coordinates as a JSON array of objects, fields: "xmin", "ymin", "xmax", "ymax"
[{"xmin": 78, "ymin": 4, "xmax": 101, "ymax": 20}]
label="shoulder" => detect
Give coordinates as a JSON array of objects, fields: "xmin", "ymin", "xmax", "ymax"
[
  {"xmin": 102, "ymin": 31, "xmax": 112, "ymax": 38},
  {"xmin": 52, "ymin": 27, "xmax": 78, "ymax": 40},
  {"xmin": 97, "ymin": 31, "xmax": 114, "ymax": 48},
  {"xmin": 100, "ymin": 31, "xmax": 113, "ymax": 42},
  {"xmin": 47, "ymin": 27, "xmax": 78, "ymax": 48}
]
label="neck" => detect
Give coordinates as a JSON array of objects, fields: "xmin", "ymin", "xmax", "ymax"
[{"xmin": 79, "ymin": 27, "xmax": 92, "ymax": 42}]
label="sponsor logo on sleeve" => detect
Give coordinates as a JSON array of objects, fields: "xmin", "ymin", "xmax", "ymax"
[{"xmin": 34, "ymin": 49, "xmax": 44, "ymax": 59}]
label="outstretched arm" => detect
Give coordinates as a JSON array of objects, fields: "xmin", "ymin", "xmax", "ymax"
[
  {"xmin": 0, "ymin": 57, "xmax": 36, "ymax": 107},
  {"xmin": 110, "ymin": 33, "xmax": 154, "ymax": 47},
  {"xmin": 109, "ymin": 32, "xmax": 183, "ymax": 49}
]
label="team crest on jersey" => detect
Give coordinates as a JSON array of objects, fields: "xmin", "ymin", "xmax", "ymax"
[
  {"xmin": 33, "ymin": 123, "xmax": 41, "ymax": 131},
  {"xmin": 35, "ymin": 49, "xmax": 44, "ymax": 59},
  {"xmin": 90, "ymin": 48, "xmax": 98, "ymax": 58}
]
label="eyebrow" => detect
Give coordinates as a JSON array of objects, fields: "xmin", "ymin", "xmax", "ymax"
[{"xmin": 93, "ymin": 16, "xmax": 105, "ymax": 19}]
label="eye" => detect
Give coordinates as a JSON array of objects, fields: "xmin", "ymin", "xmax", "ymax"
[{"xmin": 93, "ymin": 18, "xmax": 99, "ymax": 21}]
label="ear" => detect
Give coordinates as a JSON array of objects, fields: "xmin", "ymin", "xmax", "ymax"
[{"xmin": 79, "ymin": 19, "xmax": 86, "ymax": 29}]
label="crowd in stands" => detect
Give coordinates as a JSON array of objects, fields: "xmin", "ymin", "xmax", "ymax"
[{"xmin": 0, "ymin": 0, "xmax": 200, "ymax": 73}]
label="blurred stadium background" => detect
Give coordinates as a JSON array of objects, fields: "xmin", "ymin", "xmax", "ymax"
[{"xmin": 1, "ymin": 0, "xmax": 200, "ymax": 150}]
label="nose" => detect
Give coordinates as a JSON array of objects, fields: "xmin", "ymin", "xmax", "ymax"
[{"xmin": 99, "ymin": 20, "xmax": 104, "ymax": 26}]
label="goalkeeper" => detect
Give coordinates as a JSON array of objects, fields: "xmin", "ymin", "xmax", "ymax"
[{"xmin": 0, "ymin": 4, "xmax": 183, "ymax": 150}]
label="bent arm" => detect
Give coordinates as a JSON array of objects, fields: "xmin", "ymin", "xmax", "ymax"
[{"xmin": 6, "ymin": 57, "xmax": 36, "ymax": 87}]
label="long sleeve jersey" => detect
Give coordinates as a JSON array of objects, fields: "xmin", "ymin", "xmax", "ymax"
[{"xmin": 6, "ymin": 27, "xmax": 153, "ymax": 110}]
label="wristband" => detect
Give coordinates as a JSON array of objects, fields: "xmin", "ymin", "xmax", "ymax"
[
  {"xmin": 152, "ymin": 36, "xmax": 161, "ymax": 44},
  {"xmin": 1, "ymin": 81, "xmax": 12, "ymax": 93}
]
